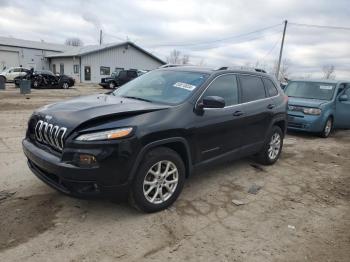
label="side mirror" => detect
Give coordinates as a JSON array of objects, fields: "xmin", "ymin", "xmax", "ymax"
[
  {"xmin": 198, "ymin": 96, "xmax": 225, "ymax": 109},
  {"xmin": 339, "ymin": 94, "xmax": 348, "ymax": 102}
]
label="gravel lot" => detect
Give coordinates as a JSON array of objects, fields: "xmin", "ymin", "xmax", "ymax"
[{"xmin": 0, "ymin": 84, "xmax": 349, "ymax": 262}]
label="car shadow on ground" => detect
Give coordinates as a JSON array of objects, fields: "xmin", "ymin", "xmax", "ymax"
[{"xmin": 287, "ymin": 129, "xmax": 350, "ymax": 140}]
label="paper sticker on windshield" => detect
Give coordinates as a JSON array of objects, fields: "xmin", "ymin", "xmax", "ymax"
[
  {"xmin": 320, "ymin": 85, "xmax": 333, "ymax": 90},
  {"xmin": 173, "ymin": 82, "xmax": 196, "ymax": 91}
]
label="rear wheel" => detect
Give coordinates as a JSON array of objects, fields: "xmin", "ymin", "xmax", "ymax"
[
  {"xmin": 320, "ymin": 117, "xmax": 333, "ymax": 138},
  {"xmin": 256, "ymin": 126, "xmax": 283, "ymax": 165},
  {"xmin": 62, "ymin": 82, "xmax": 69, "ymax": 89},
  {"xmin": 32, "ymin": 79, "xmax": 40, "ymax": 88},
  {"xmin": 130, "ymin": 147, "xmax": 185, "ymax": 213}
]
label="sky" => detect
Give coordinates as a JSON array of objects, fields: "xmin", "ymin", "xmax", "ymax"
[{"xmin": 0, "ymin": 0, "xmax": 349, "ymax": 79}]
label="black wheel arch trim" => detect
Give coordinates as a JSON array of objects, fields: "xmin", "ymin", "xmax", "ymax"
[
  {"xmin": 128, "ymin": 137, "xmax": 193, "ymax": 183},
  {"xmin": 270, "ymin": 115, "xmax": 287, "ymax": 135}
]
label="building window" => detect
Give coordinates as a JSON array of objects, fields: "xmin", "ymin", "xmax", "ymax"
[
  {"xmin": 52, "ymin": 64, "xmax": 56, "ymax": 74},
  {"xmin": 100, "ymin": 66, "xmax": 110, "ymax": 75},
  {"xmin": 60, "ymin": 63, "xmax": 64, "ymax": 75},
  {"xmin": 73, "ymin": 64, "xmax": 79, "ymax": 74}
]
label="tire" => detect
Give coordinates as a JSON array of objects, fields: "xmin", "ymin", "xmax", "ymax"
[
  {"xmin": 109, "ymin": 82, "xmax": 115, "ymax": 89},
  {"xmin": 256, "ymin": 126, "xmax": 283, "ymax": 165},
  {"xmin": 62, "ymin": 82, "xmax": 69, "ymax": 89},
  {"xmin": 32, "ymin": 80, "xmax": 40, "ymax": 88},
  {"xmin": 320, "ymin": 117, "xmax": 333, "ymax": 138},
  {"xmin": 130, "ymin": 147, "xmax": 186, "ymax": 213}
]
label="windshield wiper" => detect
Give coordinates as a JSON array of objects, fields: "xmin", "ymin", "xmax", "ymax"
[{"xmin": 122, "ymin": 96, "xmax": 153, "ymax": 103}]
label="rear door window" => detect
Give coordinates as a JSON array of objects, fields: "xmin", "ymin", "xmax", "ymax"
[
  {"xmin": 263, "ymin": 78, "xmax": 278, "ymax": 97},
  {"xmin": 345, "ymin": 86, "xmax": 350, "ymax": 96},
  {"xmin": 202, "ymin": 74, "xmax": 238, "ymax": 106},
  {"xmin": 127, "ymin": 71, "xmax": 138, "ymax": 78},
  {"xmin": 239, "ymin": 75, "xmax": 266, "ymax": 103}
]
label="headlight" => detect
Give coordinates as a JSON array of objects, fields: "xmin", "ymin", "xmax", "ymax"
[
  {"xmin": 75, "ymin": 127, "xmax": 133, "ymax": 141},
  {"xmin": 303, "ymin": 108, "xmax": 321, "ymax": 115}
]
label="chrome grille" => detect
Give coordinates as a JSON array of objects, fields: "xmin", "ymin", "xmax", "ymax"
[
  {"xmin": 288, "ymin": 105, "xmax": 304, "ymax": 112},
  {"xmin": 34, "ymin": 120, "xmax": 67, "ymax": 151}
]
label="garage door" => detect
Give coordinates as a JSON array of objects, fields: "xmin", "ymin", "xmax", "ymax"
[{"xmin": 0, "ymin": 50, "xmax": 20, "ymax": 70}]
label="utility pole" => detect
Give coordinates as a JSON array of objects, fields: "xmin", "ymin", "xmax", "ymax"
[
  {"xmin": 99, "ymin": 30, "xmax": 103, "ymax": 45},
  {"xmin": 276, "ymin": 20, "xmax": 288, "ymax": 80}
]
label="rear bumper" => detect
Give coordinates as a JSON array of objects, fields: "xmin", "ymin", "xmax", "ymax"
[
  {"xmin": 23, "ymin": 138, "xmax": 132, "ymax": 198},
  {"xmin": 287, "ymin": 113, "xmax": 324, "ymax": 132}
]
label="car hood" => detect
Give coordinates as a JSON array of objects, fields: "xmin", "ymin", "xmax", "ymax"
[
  {"xmin": 33, "ymin": 94, "xmax": 170, "ymax": 134},
  {"xmin": 287, "ymin": 97, "xmax": 329, "ymax": 108}
]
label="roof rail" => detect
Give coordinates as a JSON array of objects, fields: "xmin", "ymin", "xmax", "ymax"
[
  {"xmin": 158, "ymin": 64, "xmax": 194, "ymax": 69},
  {"xmin": 215, "ymin": 66, "xmax": 267, "ymax": 73}
]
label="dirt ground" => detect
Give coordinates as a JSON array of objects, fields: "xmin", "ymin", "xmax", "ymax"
[{"xmin": 0, "ymin": 84, "xmax": 349, "ymax": 262}]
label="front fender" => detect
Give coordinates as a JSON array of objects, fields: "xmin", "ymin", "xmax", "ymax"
[{"xmin": 128, "ymin": 137, "xmax": 192, "ymax": 183}]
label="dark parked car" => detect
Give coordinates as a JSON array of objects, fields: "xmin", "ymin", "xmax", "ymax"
[
  {"xmin": 15, "ymin": 70, "xmax": 75, "ymax": 89},
  {"xmin": 99, "ymin": 69, "xmax": 138, "ymax": 89},
  {"xmin": 22, "ymin": 67, "xmax": 287, "ymax": 212}
]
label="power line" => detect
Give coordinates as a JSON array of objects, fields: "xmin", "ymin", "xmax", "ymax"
[
  {"xmin": 103, "ymin": 32, "xmax": 126, "ymax": 42},
  {"xmin": 188, "ymin": 28, "xmax": 283, "ymax": 51},
  {"xmin": 150, "ymin": 23, "xmax": 283, "ymax": 47},
  {"xmin": 289, "ymin": 22, "xmax": 350, "ymax": 31},
  {"xmin": 260, "ymin": 37, "xmax": 280, "ymax": 62}
]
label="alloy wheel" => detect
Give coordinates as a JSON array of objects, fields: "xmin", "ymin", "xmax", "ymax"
[
  {"xmin": 143, "ymin": 160, "xmax": 179, "ymax": 204},
  {"xmin": 62, "ymin": 82, "xmax": 69, "ymax": 89},
  {"xmin": 324, "ymin": 119, "xmax": 332, "ymax": 137},
  {"xmin": 268, "ymin": 133, "xmax": 281, "ymax": 160}
]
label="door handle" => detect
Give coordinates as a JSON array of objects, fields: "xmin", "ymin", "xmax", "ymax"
[
  {"xmin": 233, "ymin": 110, "xmax": 244, "ymax": 117},
  {"xmin": 267, "ymin": 104, "xmax": 275, "ymax": 109}
]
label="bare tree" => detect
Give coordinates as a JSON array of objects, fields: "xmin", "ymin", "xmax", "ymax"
[
  {"xmin": 65, "ymin": 37, "xmax": 84, "ymax": 47},
  {"xmin": 166, "ymin": 49, "xmax": 181, "ymax": 64},
  {"xmin": 166, "ymin": 49, "xmax": 190, "ymax": 65},
  {"xmin": 182, "ymin": 54, "xmax": 190, "ymax": 65},
  {"xmin": 197, "ymin": 58, "xmax": 206, "ymax": 66},
  {"xmin": 322, "ymin": 65, "xmax": 336, "ymax": 79}
]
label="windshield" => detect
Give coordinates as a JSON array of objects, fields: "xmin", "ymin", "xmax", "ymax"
[
  {"xmin": 285, "ymin": 81, "xmax": 336, "ymax": 100},
  {"xmin": 1, "ymin": 68, "xmax": 10, "ymax": 73},
  {"xmin": 113, "ymin": 70, "xmax": 209, "ymax": 104}
]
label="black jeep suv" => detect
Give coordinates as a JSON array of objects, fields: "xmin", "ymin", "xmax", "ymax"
[
  {"xmin": 99, "ymin": 69, "xmax": 139, "ymax": 89},
  {"xmin": 23, "ymin": 67, "xmax": 287, "ymax": 212}
]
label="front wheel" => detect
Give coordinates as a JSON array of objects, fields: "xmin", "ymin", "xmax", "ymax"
[
  {"xmin": 320, "ymin": 117, "xmax": 333, "ymax": 138},
  {"xmin": 256, "ymin": 126, "xmax": 283, "ymax": 165},
  {"xmin": 130, "ymin": 147, "xmax": 185, "ymax": 213},
  {"xmin": 109, "ymin": 82, "xmax": 115, "ymax": 89}
]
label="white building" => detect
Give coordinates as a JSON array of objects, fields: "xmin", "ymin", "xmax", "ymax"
[
  {"xmin": 0, "ymin": 36, "xmax": 73, "ymax": 71},
  {"xmin": 0, "ymin": 37, "xmax": 165, "ymax": 83},
  {"xmin": 46, "ymin": 42, "xmax": 165, "ymax": 83}
]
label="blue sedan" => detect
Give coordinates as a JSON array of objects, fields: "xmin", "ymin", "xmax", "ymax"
[{"xmin": 285, "ymin": 79, "xmax": 350, "ymax": 137}]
